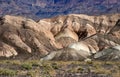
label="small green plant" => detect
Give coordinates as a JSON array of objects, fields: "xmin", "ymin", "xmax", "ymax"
[
  {"xmin": 0, "ymin": 68, "xmax": 17, "ymax": 76},
  {"xmin": 85, "ymin": 60, "xmax": 93, "ymax": 65},
  {"xmin": 67, "ymin": 66, "xmax": 84, "ymax": 73},
  {"xmin": 51, "ymin": 63, "xmax": 59, "ymax": 69},
  {"xmin": 21, "ymin": 63, "xmax": 32, "ymax": 70},
  {"xmin": 11, "ymin": 60, "xmax": 21, "ymax": 65},
  {"xmin": 27, "ymin": 71, "xmax": 36, "ymax": 77},
  {"xmin": 41, "ymin": 62, "xmax": 56, "ymax": 76},
  {"xmin": 77, "ymin": 66, "xmax": 84, "ymax": 72},
  {"xmin": 31, "ymin": 61, "xmax": 40, "ymax": 67}
]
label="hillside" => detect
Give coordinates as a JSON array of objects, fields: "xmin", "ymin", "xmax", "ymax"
[
  {"xmin": 0, "ymin": 14, "xmax": 120, "ymax": 61},
  {"xmin": 0, "ymin": 0, "xmax": 120, "ymax": 19}
]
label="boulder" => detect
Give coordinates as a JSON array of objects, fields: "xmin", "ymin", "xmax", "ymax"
[
  {"xmin": 68, "ymin": 41, "xmax": 97, "ymax": 55},
  {"xmin": 41, "ymin": 41, "xmax": 97, "ymax": 61},
  {"xmin": 40, "ymin": 48, "xmax": 89, "ymax": 61}
]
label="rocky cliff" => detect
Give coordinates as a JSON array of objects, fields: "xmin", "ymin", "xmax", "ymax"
[{"xmin": 0, "ymin": 14, "xmax": 120, "ymax": 60}]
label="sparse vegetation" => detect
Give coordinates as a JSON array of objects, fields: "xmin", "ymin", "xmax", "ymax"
[
  {"xmin": 0, "ymin": 68, "xmax": 17, "ymax": 76},
  {"xmin": 21, "ymin": 63, "xmax": 32, "ymax": 70},
  {"xmin": 27, "ymin": 70, "xmax": 36, "ymax": 77},
  {"xmin": 0, "ymin": 60, "xmax": 119, "ymax": 77}
]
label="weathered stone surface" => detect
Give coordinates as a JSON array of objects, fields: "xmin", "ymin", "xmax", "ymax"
[
  {"xmin": 0, "ymin": 14, "xmax": 120, "ymax": 60},
  {"xmin": 56, "ymin": 37, "xmax": 76, "ymax": 48},
  {"xmin": 55, "ymin": 28, "xmax": 78, "ymax": 41},
  {"xmin": 40, "ymin": 48, "xmax": 89, "ymax": 61},
  {"xmin": 94, "ymin": 45, "xmax": 120, "ymax": 61},
  {"xmin": 0, "ymin": 15, "xmax": 57, "ymax": 58},
  {"xmin": 0, "ymin": 41, "xmax": 17, "ymax": 57}
]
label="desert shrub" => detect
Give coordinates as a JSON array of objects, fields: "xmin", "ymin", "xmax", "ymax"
[
  {"xmin": 27, "ymin": 71, "xmax": 36, "ymax": 77},
  {"xmin": 21, "ymin": 63, "xmax": 32, "ymax": 70},
  {"xmin": 0, "ymin": 68, "xmax": 17, "ymax": 76},
  {"xmin": 30, "ymin": 62, "xmax": 39, "ymax": 67},
  {"xmin": 51, "ymin": 63, "xmax": 59, "ymax": 69}
]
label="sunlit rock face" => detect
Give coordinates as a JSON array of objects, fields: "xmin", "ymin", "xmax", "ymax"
[
  {"xmin": 0, "ymin": 0, "xmax": 120, "ymax": 19},
  {"xmin": 0, "ymin": 15, "xmax": 58, "ymax": 59},
  {"xmin": 0, "ymin": 14, "xmax": 120, "ymax": 60}
]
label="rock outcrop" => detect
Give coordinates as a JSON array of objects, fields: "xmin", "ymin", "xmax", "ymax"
[
  {"xmin": 0, "ymin": 15, "xmax": 58, "ymax": 59},
  {"xmin": 40, "ymin": 47, "xmax": 89, "ymax": 61},
  {"xmin": 0, "ymin": 14, "xmax": 120, "ymax": 60},
  {"xmin": 0, "ymin": 42, "xmax": 17, "ymax": 57},
  {"xmin": 94, "ymin": 45, "xmax": 120, "ymax": 61}
]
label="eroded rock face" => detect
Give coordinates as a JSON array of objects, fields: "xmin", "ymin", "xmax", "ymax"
[
  {"xmin": 41, "ymin": 41, "xmax": 97, "ymax": 61},
  {"xmin": 40, "ymin": 14, "xmax": 120, "ymax": 61},
  {"xmin": 0, "ymin": 14, "xmax": 120, "ymax": 60},
  {"xmin": 0, "ymin": 15, "xmax": 58, "ymax": 58},
  {"xmin": 40, "ymin": 48, "xmax": 89, "ymax": 61},
  {"xmin": 56, "ymin": 37, "xmax": 76, "ymax": 48},
  {"xmin": 55, "ymin": 28, "xmax": 79, "ymax": 41},
  {"xmin": 0, "ymin": 42, "xmax": 17, "ymax": 57},
  {"xmin": 94, "ymin": 45, "xmax": 120, "ymax": 61}
]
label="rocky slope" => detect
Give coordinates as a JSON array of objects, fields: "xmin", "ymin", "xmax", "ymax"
[
  {"xmin": 0, "ymin": 0, "xmax": 120, "ymax": 19},
  {"xmin": 0, "ymin": 14, "xmax": 120, "ymax": 60}
]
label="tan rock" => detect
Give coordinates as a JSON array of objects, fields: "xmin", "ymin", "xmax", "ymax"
[
  {"xmin": 0, "ymin": 42, "xmax": 17, "ymax": 57},
  {"xmin": 55, "ymin": 28, "xmax": 78, "ymax": 41},
  {"xmin": 40, "ymin": 48, "xmax": 89, "ymax": 61},
  {"xmin": 56, "ymin": 37, "xmax": 76, "ymax": 48},
  {"xmin": 68, "ymin": 41, "xmax": 97, "ymax": 55},
  {"xmin": 3, "ymin": 32, "xmax": 31, "ymax": 53},
  {"xmin": 2, "ymin": 15, "xmax": 27, "ymax": 28},
  {"xmin": 0, "ymin": 14, "xmax": 120, "ymax": 59}
]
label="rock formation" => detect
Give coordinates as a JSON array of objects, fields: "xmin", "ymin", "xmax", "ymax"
[
  {"xmin": 0, "ymin": 14, "xmax": 120, "ymax": 60},
  {"xmin": 94, "ymin": 45, "xmax": 120, "ymax": 61}
]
